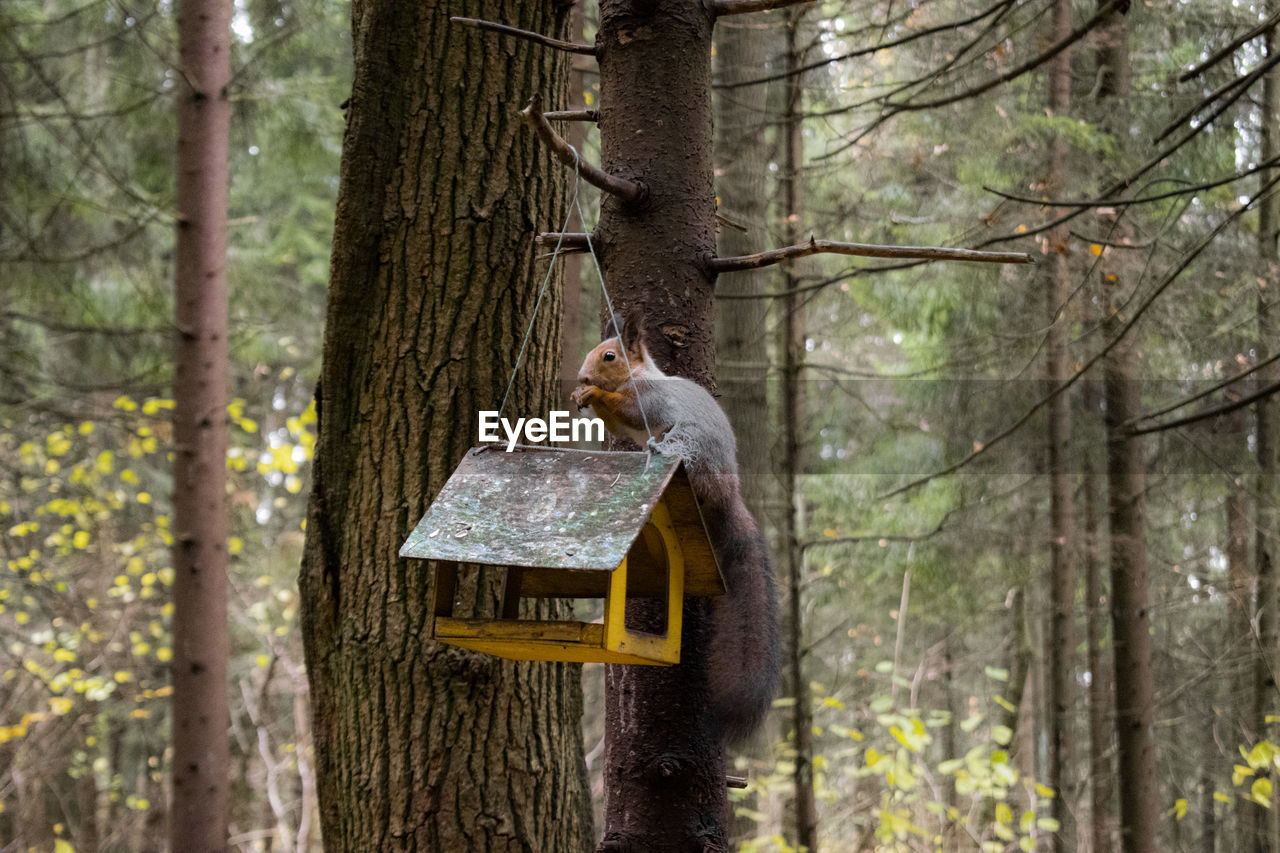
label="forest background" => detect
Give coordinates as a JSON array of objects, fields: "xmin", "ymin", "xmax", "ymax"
[{"xmin": 2, "ymin": 0, "xmax": 1278, "ymax": 850}]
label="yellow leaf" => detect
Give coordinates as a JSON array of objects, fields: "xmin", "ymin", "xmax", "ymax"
[
  {"xmin": 113, "ymin": 396, "xmax": 138, "ymax": 411},
  {"xmin": 823, "ymin": 528, "xmax": 837, "ymax": 538},
  {"xmin": 1035, "ymin": 782, "xmax": 1056, "ymax": 798},
  {"xmin": 1090, "ymin": 244, "xmax": 1103, "ymax": 256},
  {"xmin": 55, "ymin": 839, "xmax": 74, "ymax": 853},
  {"xmin": 130, "ymin": 709, "xmax": 150, "ymax": 719},
  {"xmin": 1255, "ymin": 777, "xmax": 1274, "ymax": 807},
  {"xmin": 78, "ymin": 422, "xmax": 94, "ymax": 436},
  {"xmin": 49, "ymin": 697, "xmax": 73, "ymax": 715},
  {"xmin": 229, "ymin": 537, "xmax": 244, "ymax": 555},
  {"xmin": 1171, "ymin": 797, "xmax": 1187, "ymax": 820},
  {"xmin": 73, "ymin": 530, "xmax": 90, "ymax": 549}
]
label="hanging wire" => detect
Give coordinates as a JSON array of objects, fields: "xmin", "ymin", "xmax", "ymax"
[{"xmin": 497, "ymin": 144, "xmax": 656, "ymax": 448}]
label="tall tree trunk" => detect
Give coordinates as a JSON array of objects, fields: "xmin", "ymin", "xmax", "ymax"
[
  {"xmin": 1226, "ymin": 405, "xmax": 1257, "ymax": 852},
  {"xmin": 1102, "ymin": 273, "xmax": 1158, "ymax": 853},
  {"xmin": 297, "ymin": 3, "xmax": 593, "ymax": 851},
  {"xmin": 1084, "ymin": 446, "xmax": 1112, "ymax": 853},
  {"xmin": 713, "ymin": 12, "xmax": 777, "ymax": 845},
  {"xmin": 780, "ymin": 9, "xmax": 817, "ymax": 852},
  {"xmin": 1042, "ymin": 0, "xmax": 1077, "ymax": 845},
  {"xmin": 1256, "ymin": 18, "xmax": 1280, "ymax": 853},
  {"xmin": 170, "ymin": 0, "xmax": 232, "ymax": 848},
  {"xmin": 594, "ymin": 2, "xmax": 727, "ymax": 848},
  {"xmin": 1093, "ymin": 7, "xmax": 1156, "ymax": 851},
  {"xmin": 713, "ymin": 3, "xmax": 773, "ymax": 516}
]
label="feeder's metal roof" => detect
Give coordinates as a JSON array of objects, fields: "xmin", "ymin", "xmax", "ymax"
[{"xmin": 399, "ymin": 445, "xmax": 723, "ymax": 595}]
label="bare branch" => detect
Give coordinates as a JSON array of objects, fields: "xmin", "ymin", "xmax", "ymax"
[
  {"xmin": 1178, "ymin": 9, "xmax": 1280, "ymax": 81},
  {"xmin": 521, "ymin": 95, "xmax": 647, "ymax": 204},
  {"xmin": 450, "ymin": 16, "xmax": 596, "ymax": 55},
  {"xmin": 817, "ymin": 0, "xmax": 1126, "ymax": 161},
  {"xmin": 877, "ymin": 171, "xmax": 1280, "ymax": 501},
  {"xmin": 1128, "ymin": 379, "xmax": 1280, "ymax": 436},
  {"xmin": 881, "ymin": 0, "xmax": 1126, "ymax": 113},
  {"xmin": 1124, "ymin": 350, "xmax": 1280, "ymax": 427},
  {"xmin": 802, "ymin": 509, "xmax": 956, "ymax": 551},
  {"xmin": 544, "ymin": 109, "xmax": 599, "ymax": 122},
  {"xmin": 1155, "ymin": 49, "xmax": 1280, "ymax": 144},
  {"xmin": 982, "ymin": 154, "xmax": 1280, "ymax": 209},
  {"xmin": 715, "ymin": 0, "xmax": 1017, "ymax": 90},
  {"xmin": 710, "ymin": 235, "xmax": 1033, "ymax": 273},
  {"xmin": 710, "ymin": 0, "xmax": 815, "ymax": 16}
]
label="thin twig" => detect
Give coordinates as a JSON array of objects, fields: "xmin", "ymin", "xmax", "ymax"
[
  {"xmin": 1155, "ymin": 49, "xmax": 1280, "ymax": 145},
  {"xmin": 1178, "ymin": 10, "xmax": 1280, "ymax": 81},
  {"xmin": 818, "ymin": 0, "xmax": 1126, "ymax": 161},
  {"xmin": 715, "ymin": 0, "xmax": 1017, "ymax": 90},
  {"xmin": 521, "ymin": 95, "xmax": 647, "ymax": 204},
  {"xmin": 709, "ymin": 235, "xmax": 1033, "ymax": 273},
  {"xmin": 1124, "ymin": 350, "xmax": 1280, "ymax": 427},
  {"xmin": 710, "ymin": 0, "xmax": 815, "ymax": 16},
  {"xmin": 1129, "ymin": 379, "xmax": 1280, "ymax": 436},
  {"xmin": 450, "ymin": 16, "xmax": 596, "ymax": 55},
  {"xmin": 802, "ymin": 508, "xmax": 956, "ymax": 551},
  {"xmin": 982, "ymin": 154, "xmax": 1280, "ymax": 209}
]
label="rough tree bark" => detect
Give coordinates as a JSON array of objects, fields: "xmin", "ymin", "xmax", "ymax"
[
  {"xmin": 592, "ymin": 2, "xmax": 728, "ymax": 848},
  {"xmin": 170, "ymin": 0, "xmax": 232, "ymax": 849},
  {"xmin": 297, "ymin": 3, "xmax": 593, "ymax": 851}
]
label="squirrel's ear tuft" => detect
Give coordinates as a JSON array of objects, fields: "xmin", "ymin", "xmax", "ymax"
[
  {"xmin": 604, "ymin": 311, "xmax": 625, "ymax": 342},
  {"xmin": 620, "ymin": 305, "xmax": 645, "ymax": 356}
]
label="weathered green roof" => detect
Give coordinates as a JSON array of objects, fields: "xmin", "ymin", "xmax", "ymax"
[{"xmin": 399, "ymin": 445, "xmax": 723, "ymax": 595}]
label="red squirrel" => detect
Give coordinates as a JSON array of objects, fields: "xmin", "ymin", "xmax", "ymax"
[{"xmin": 570, "ymin": 312, "xmax": 780, "ymax": 744}]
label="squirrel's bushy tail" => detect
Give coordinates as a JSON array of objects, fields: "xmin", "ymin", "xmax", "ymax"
[{"xmin": 706, "ymin": 501, "xmax": 781, "ymax": 745}]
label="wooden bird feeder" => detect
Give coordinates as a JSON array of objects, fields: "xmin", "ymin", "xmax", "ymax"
[{"xmin": 399, "ymin": 445, "xmax": 724, "ymax": 666}]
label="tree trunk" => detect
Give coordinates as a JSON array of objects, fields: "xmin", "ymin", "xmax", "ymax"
[
  {"xmin": 1084, "ymin": 448, "xmax": 1112, "ymax": 853},
  {"xmin": 1225, "ymin": 405, "xmax": 1257, "ymax": 852},
  {"xmin": 1102, "ymin": 278, "xmax": 1158, "ymax": 853},
  {"xmin": 594, "ymin": 2, "xmax": 728, "ymax": 848},
  {"xmin": 170, "ymin": 0, "xmax": 232, "ymax": 848},
  {"xmin": 298, "ymin": 3, "xmax": 593, "ymax": 851},
  {"xmin": 1256, "ymin": 18, "xmax": 1280, "ymax": 853},
  {"xmin": 1043, "ymin": 0, "xmax": 1077, "ymax": 837},
  {"xmin": 713, "ymin": 1, "xmax": 773, "ymax": 518},
  {"xmin": 713, "ymin": 12, "xmax": 777, "ymax": 845},
  {"xmin": 779, "ymin": 9, "xmax": 817, "ymax": 853}
]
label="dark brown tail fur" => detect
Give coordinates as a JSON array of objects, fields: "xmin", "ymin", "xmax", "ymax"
[{"xmin": 705, "ymin": 500, "xmax": 781, "ymax": 745}]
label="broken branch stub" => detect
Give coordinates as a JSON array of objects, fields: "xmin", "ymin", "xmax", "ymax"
[{"xmin": 521, "ymin": 95, "xmax": 648, "ymax": 205}]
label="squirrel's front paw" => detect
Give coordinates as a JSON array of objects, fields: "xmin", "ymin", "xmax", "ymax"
[{"xmin": 570, "ymin": 384, "xmax": 597, "ymax": 410}]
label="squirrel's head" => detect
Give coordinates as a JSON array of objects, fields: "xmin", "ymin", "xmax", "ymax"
[{"xmin": 577, "ymin": 309, "xmax": 647, "ymax": 391}]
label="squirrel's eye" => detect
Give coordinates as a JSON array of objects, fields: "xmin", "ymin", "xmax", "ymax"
[{"xmin": 603, "ymin": 351, "xmax": 616, "ymax": 362}]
